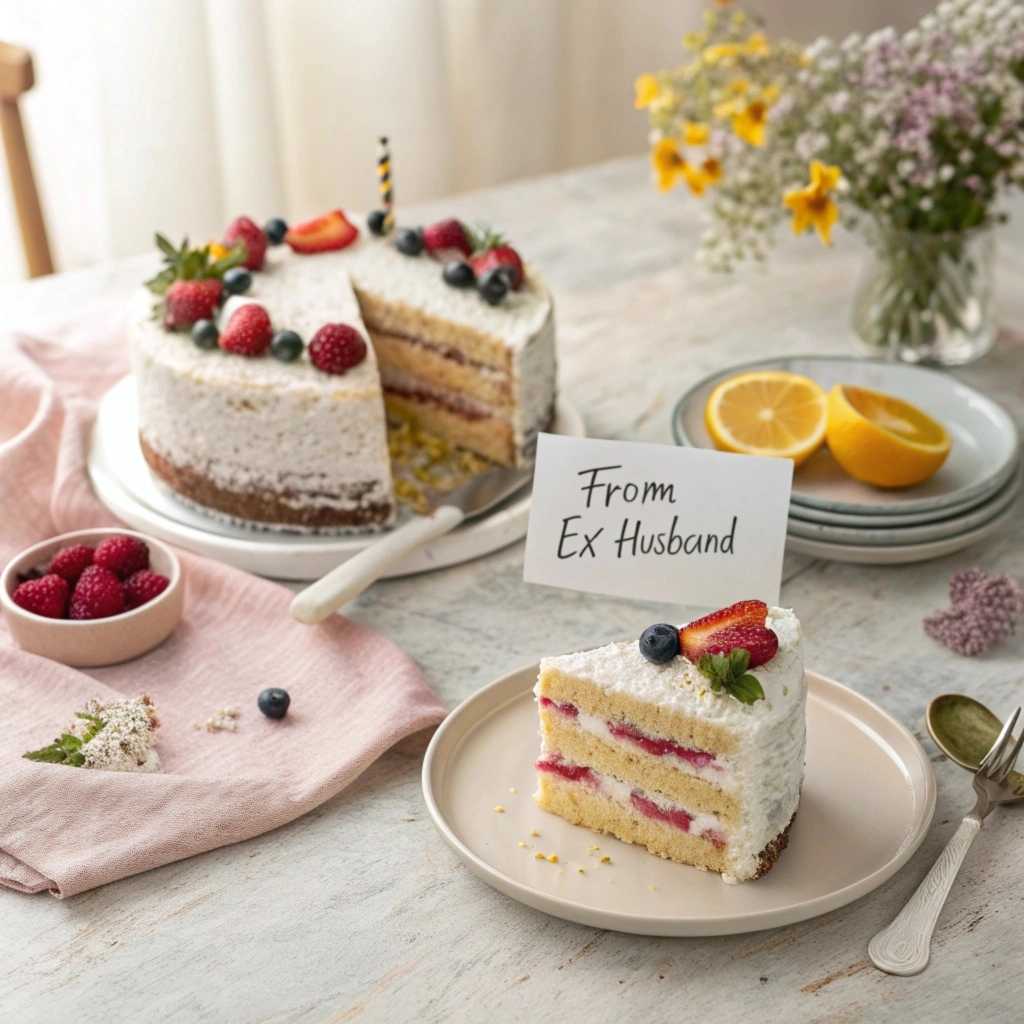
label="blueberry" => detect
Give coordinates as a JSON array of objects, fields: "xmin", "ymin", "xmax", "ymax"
[
  {"xmin": 395, "ymin": 227, "xmax": 424, "ymax": 256},
  {"xmin": 222, "ymin": 266, "xmax": 252, "ymax": 295},
  {"xmin": 477, "ymin": 267, "xmax": 509, "ymax": 305},
  {"xmin": 258, "ymin": 688, "xmax": 290, "ymax": 719},
  {"xmin": 367, "ymin": 210, "xmax": 387, "ymax": 236},
  {"xmin": 639, "ymin": 624, "xmax": 680, "ymax": 664},
  {"xmin": 265, "ymin": 218, "xmax": 288, "ymax": 245},
  {"xmin": 443, "ymin": 260, "xmax": 475, "ymax": 288},
  {"xmin": 191, "ymin": 319, "xmax": 219, "ymax": 350},
  {"xmin": 271, "ymin": 330, "xmax": 303, "ymax": 362}
]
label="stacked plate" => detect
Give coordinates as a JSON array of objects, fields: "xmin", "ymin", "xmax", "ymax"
[{"xmin": 673, "ymin": 356, "xmax": 1021, "ymax": 565}]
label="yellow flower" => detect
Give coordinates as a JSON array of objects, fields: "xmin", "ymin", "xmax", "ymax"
[
  {"xmin": 651, "ymin": 138, "xmax": 688, "ymax": 191},
  {"xmin": 727, "ymin": 78, "xmax": 750, "ymax": 95},
  {"xmin": 742, "ymin": 32, "xmax": 771, "ymax": 57},
  {"xmin": 713, "ymin": 97, "xmax": 743, "ymax": 119},
  {"xmin": 784, "ymin": 161, "xmax": 842, "ymax": 245},
  {"xmin": 683, "ymin": 158, "xmax": 724, "ymax": 196},
  {"xmin": 208, "ymin": 242, "xmax": 230, "ymax": 260},
  {"xmin": 701, "ymin": 157, "xmax": 724, "ymax": 184},
  {"xmin": 733, "ymin": 99, "xmax": 769, "ymax": 146},
  {"xmin": 703, "ymin": 42, "xmax": 742, "ymax": 64},
  {"xmin": 634, "ymin": 73, "xmax": 660, "ymax": 109},
  {"xmin": 684, "ymin": 121, "xmax": 711, "ymax": 145}
]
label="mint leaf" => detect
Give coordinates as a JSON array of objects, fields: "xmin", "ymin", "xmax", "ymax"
[
  {"xmin": 729, "ymin": 648, "xmax": 750, "ymax": 676},
  {"xmin": 59, "ymin": 733, "xmax": 82, "ymax": 753},
  {"xmin": 155, "ymin": 233, "xmax": 179, "ymax": 259},
  {"xmin": 23, "ymin": 741, "xmax": 70, "ymax": 764},
  {"xmin": 725, "ymin": 673, "xmax": 765, "ymax": 706},
  {"xmin": 695, "ymin": 647, "xmax": 765, "ymax": 705}
]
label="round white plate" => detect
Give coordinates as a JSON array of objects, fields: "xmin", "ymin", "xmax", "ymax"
[
  {"xmin": 673, "ymin": 355, "xmax": 1019, "ymax": 516},
  {"xmin": 422, "ymin": 662, "xmax": 935, "ymax": 937},
  {"xmin": 785, "ymin": 503, "xmax": 1015, "ymax": 565},
  {"xmin": 88, "ymin": 376, "xmax": 585, "ymax": 581},
  {"xmin": 786, "ymin": 466, "xmax": 1020, "ymax": 546}
]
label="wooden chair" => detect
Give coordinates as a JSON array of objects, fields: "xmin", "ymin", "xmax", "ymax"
[{"xmin": 0, "ymin": 41, "xmax": 53, "ymax": 277}]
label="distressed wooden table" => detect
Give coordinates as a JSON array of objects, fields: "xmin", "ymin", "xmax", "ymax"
[{"xmin": 2, "ymin": 157, "xmax": 1023, "ymax": 1023}]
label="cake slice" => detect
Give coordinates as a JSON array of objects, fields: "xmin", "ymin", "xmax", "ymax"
[{"xmin": 534, "ymin": 603, "xmax": 805, "ymax": 882}]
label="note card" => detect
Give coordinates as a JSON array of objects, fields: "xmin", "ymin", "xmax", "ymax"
[{"xmin": 523, "ymin": 434, "xmax": 792, "ymax": 607}]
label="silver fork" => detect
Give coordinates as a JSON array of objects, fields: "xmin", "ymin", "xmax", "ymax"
[{"xmin": 869, "ymin": 707, "xmax": 1024, "ymax": 976}]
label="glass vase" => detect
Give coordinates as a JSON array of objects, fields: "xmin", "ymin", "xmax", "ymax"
[{"xmin": 850, "ymin": 223, "xmax": 996, "ymax": 366}]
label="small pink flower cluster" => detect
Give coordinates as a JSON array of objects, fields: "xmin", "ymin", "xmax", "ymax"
[{"xmin": 924, "ymin": 567, "xmax": 1024, "ymax": 656}]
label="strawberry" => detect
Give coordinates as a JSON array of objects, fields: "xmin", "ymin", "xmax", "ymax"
[
  {"xmin": 125, "ymin": 570, "xmax": 170, "ymax": 609},
  {"xmin": 219, "ymin": 304, "xmax": 273, "ymax": 356},
  {"xmin": 285, "ymin": 210, "xmax": 359, "ymax": 254},
  {"xmin": 680, "ymin": 600, "xmax": 768, "ymax": 663},
  {"xmin": 423, "ymin": 218, "xmax": 472, "ymax": 260},
  {"xmin": 309, "ymin": 323, "xmax": 367, "ymax": 374},
  {"xmin": 12, "ymin": 573, "xmax": 70, "ymax": 619},
  {"xmin": 470, "ymin": 242, "xmax": 525, "ymax": 291},
  {"xmin": 164, "ymin": 278, "xmax": 223, "ymax": 331},
  {"xmin": 69, "ymin": 565, "xmax": 125, "ymax": 620},
  {"xmin": 223, "ymin": 216, "xmax": 267, "ymax": 271},
  {"xmin": 48, "ymin": 544, "xmax": 95, "ymax": 584},
  {"xmin": 94, "ymin": 535, "xmax": 150, "ymax": 579},
  {"xmin": 690, "ymin": 622, "xmax": 779, "ymax": 668}
]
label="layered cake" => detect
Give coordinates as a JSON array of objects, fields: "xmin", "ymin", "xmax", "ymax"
[
  {"xmin": 534, "ymin": 601, "xmax": 806, "ymax": 882},
  {"xmin": 129, "ymin": 211, "xmax": 556, "ymax": 531}
]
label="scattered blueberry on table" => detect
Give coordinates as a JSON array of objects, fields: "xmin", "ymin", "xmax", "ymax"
[{"xmin": 258, "ymin": 688, "xmax": 290, "ymax": 719}]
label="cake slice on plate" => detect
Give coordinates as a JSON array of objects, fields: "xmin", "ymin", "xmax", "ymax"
[{"xmin": 534, "ymin": 601, "xmax": 806, "ymax": 883}]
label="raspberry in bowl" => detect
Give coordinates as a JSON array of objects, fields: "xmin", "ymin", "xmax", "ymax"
[{"xmin": 0, "ymin": 529, "xmax": 184, "ymax": 668}]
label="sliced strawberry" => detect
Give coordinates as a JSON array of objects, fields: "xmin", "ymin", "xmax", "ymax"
[
  {"xmin": 691, "ymin": 622, "xmax": 779, "ymax": 668},
  {"xmin": 679, "ymin": 600, "xmax": 768, "ymax": 663},
  {"xmin": 423, "ymin": 218, "xmax": 472, "ymax": 260},
  {"xmin": 285, "ymin": 210, "xmax": 359, "ymax": 254},
  {"xmin": 470, "ymin": 244, "xmax": 525, "ymax": 290}
]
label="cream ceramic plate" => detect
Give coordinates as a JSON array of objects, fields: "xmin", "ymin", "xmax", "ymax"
[
  {"xmin": 88, "ymin": 376, "xmax": 585, "ymax": 581},
  {"xmin": 673, "ymin": 356, "xmax": 1019, "ymax": 516},
  {"xmin": 422, "ymin": 662, "xmax": 935, "ymax": 937}
]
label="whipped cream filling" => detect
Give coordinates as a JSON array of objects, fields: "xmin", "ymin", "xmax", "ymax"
[{"xmin": 537, "ymin": 751, "xmax": 726, "ymax": 846}]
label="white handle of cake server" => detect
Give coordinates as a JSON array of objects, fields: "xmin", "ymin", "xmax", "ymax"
[{"xmin": 289, "ymin": 505, "xmax": 465, "ymax": 624}]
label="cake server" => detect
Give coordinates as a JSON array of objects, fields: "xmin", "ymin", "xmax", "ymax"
[{"xmin": 289, "ymin": 465, "xmax": 533, "ymax": 624}]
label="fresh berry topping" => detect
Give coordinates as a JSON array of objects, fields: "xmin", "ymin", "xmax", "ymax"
[
  {"xmin": 69, "ymin": 565, "xmax": 126, "ymax": 620},
  {"xmin": 258, "ymin": 688, "xmax": 290, "ymax": 719},
  {"xmin": 679, "ymin": 599, "xmax": 768, "ymax": 663},
  {"xmin": 48, "ymin": 544, "xmax": 94, "ymax": 584},
  {"xmin": 12, "ymin": 573, "xmax": 69, "ymax": 619},
  {"xmin": 639, "ymin": 623, "xmax": 681, "ymax": 664},
  {"xmin": 366, "ymin": 210, "xmax": 387, "ymax": 236},
  {"xmin": 285, "ymin": 210, "xmax": 359, "ymax": 254},
  {"xmin": 270, "ymin": 329, "xmax": 304, "ymax": 362},
  {"xmin": 191, "ymin": 319, "xmax": 220, "ymax": 350},
  {"xmin": 222, "ymin": 266, "xmax": 252, "ymax": 295},
  {"xmin": 93, "ymin": 535, "xmax": 150, "ymax": 579},
  {"xmin": 395, "ymin": 227, "xmax": 424, "ymax": 256},
  {"xmin": 164, "ymin": 278, "xmax": 223, "ymax": 331},
  {"xmin": 470, "ymin": 243, "xmax": 525, "ymax": 291},
  {"xmin": 423, "ymin": 218, "xmax": 472, "ymax": 260},
  {"xmin": 477, "ymin": 267, "xmax": 509, "ymax": 305},
  {"xmin": 124, "ymin": 569, "xmax": 170, "ymax": 609},
  {"xmin": 223, "ymin": 215, "xmax": 267, "ymax": 270},
  {"xmin": 693, "ymin": 622, "xmax": 779, "ymax": 668},
  {"xmin": 308, "ymin": 323, "xmax": 367, "ymax": 375},
  {"xmin": 443, "ymin": 260, "xmax": 476, "ymax": 288},
  {"xmin": 219, "ymin": 304, "xmax": 273, "ymax": 356},
  {"xmin": 264, "ymin": 217, "xmax": 288, "ymax": 245}
]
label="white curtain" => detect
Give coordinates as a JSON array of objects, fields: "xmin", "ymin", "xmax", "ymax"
[{"xmin": 0, "ymin": 0, "xmax": 934, "ymax": 286}]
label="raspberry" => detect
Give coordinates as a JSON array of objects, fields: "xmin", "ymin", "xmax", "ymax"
[
  {"xmin": 12, "ymin": 573, "xmax": 70, "ymax": 619},
  {"xmin": 69, "ymin": 565, "xmax": 126, "ymax": 620},
  {"xmin": 219, "ymin": 304, "xmax": 273, "ymax": 356},
  {"xmin": 93, "ymin": 535, "xmax": 150, "ymax": 579},
  {"xmin": 309, "ymin": 323, "xmax": 367, "ymax": 375},
  {"xmin": 48, "ymin": 543, "xmax": 94, "ymax": 583},
  {"xmin": 125, "ymin": 570, "xmax": 170, "ymax": 609}
]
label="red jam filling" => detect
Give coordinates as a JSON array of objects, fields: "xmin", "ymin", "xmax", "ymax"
[
  {"xmin": 631, "ymin": 793, "xmax": 726, "ymax": 848},
  {"xmin": 539, "ymin": 696, "xmax": 718, "ymax": 770},
  {"xmin": 535, "ymin": 757, "xmax": 596, "ymax": 786}
]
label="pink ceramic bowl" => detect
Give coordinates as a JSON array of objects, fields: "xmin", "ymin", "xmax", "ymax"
[{"xmin": 0, "ymin": 528, "xmax": 184, "ymax": 668}]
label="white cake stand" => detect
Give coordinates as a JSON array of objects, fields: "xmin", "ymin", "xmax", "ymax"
[{"xmin": 88, "ymin": 375, "xmax": 585, "ymax": 581}]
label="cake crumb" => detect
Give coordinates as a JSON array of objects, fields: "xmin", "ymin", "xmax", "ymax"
[
  {"xmin": 535, "ymin": 853, "xmax": 545, "ymax": 860},
  {"xmin": 577, "ymin": 867, "xmax": 584, "ymax": 874},
  {"xmin": 493, "ymin": 806, "xmax": 504, "ymax": 813},
  {"xmin": 589, "ymin": 844, "xmax": 599, "ymax": 850},
  {"xmin": 518, "ymin": 842, "xmax": 526, "ymax": 848},
  {"xmin": 698, "ymin": 689, "xmax": 706, "ymax": 698},
  {"xmin": 601, "ymin": 856, "xmax": 611, "ymax": 863},
  {"xmin": 650, "ymin": 884, "xmax": 657, "ymax": 890},
  {"xmin": 530, "ymin": 829, "xmax": 539, "ymax": 836},
  {"xmin": 509, "ymin": 787, "xmax": 516, "ymax": 794},
  {"xmin": 547, "ymin": 854, "xmax": 558, "ymax": 863},
  {"xmin": 201, "ymin": 706, "xmax": 240, "ymax": 732}
]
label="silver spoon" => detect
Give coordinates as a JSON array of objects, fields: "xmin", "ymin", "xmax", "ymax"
[{"xmin": 927, "ymin": 693, "xmax": 1024, "ymax": 788}]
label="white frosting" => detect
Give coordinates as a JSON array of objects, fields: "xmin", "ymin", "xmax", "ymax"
[{"xmin": 537, "ymin": 607, "xmax": 806, "ymax": 880}]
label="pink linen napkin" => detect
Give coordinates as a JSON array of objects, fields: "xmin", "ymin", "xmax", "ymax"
[{"xmin": 0, "ymin": 306, "xmax": 448, "ymax": 897}]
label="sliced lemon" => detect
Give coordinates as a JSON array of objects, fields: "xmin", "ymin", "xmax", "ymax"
[
  {"xmin": 705, "ymin": 370, "xmax": 828, "ymax": 466},
  {"xmin": 825, "ymin": 384, "xmax": 952, "ymax": 488}
]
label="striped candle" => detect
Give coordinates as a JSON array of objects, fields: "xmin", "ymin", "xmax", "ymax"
[{"xmin": 377, "ymin": 136, "xmax": 394, "ymax": 233}]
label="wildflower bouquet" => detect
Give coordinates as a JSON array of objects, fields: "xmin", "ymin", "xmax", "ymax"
[{"xmin": 637, "ymin": 0, "xmax": 1024, "ymax": 363}]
